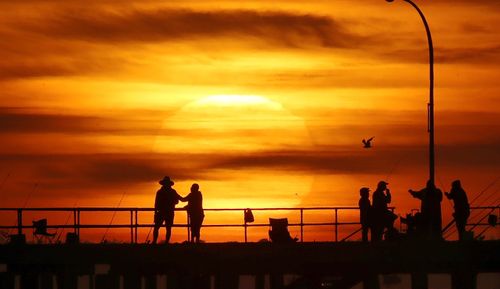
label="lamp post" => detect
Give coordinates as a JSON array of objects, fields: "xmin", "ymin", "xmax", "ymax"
[{"xmin": 386, "ymin": 0, "xmax": 435, "ymax": 185}]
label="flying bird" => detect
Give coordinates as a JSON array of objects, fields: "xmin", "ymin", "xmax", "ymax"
[{"xmin": 362, "ymin": 137, "xmax": 374, "ymax": 148}]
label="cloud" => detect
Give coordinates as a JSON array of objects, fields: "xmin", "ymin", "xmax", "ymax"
[
  {"xmin": 16, "ymin": 9, "xmax": 368, "ymax": 49},
  {"xmin": 0, "ymin": 108, "xmax": 170, "ymax": 135}
]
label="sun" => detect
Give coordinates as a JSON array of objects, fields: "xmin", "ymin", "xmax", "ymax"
[
  {"xmin": 153, "ymin": 94, "xmax": 314, "ymax": 208},
  {"xmin": 154, "ymin": 94, "xmax": 312, "ymax": 153}
]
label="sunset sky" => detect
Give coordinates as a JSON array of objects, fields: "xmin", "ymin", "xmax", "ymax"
[{"xmin": 0, "ymin": 0, "xmax": 499, "ymax": 242}]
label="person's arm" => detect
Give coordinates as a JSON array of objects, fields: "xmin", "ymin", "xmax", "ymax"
[
  {"xmin": 445, "ymin": 189, "xmax": 454, "ymax": 200},
  {"xmin": 386, "ymin": 189, "xmax": 391, "ymax": 204},
  {"xmin": 179, "ymin": 193, "xmax": 188, "ymax": 202},
  {"xmin": 409, "ymin": 188, "xmax": 423, "ymax": 200}
]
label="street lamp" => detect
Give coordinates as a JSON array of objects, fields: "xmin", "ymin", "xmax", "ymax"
[{"xmin": 386, "ymin": 0, "xmax": 435, "ymax": 185}]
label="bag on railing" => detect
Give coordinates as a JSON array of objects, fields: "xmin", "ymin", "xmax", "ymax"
[{"xmin": 244, "ymin": 209, "xmax": 254, "ymax": 223}]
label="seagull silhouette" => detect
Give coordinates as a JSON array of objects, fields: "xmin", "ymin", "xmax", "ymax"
[{"xmin": 362, "ymin": 137, "xmax": 374, "ymax": 148}]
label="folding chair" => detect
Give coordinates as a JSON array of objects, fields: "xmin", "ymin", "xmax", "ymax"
[
  {"xmin": 268, "ymin": 218, "xmax": 297, "ymax": 243},
  {"xmin": 33, "ymin": 219, "xmax": 56, "ymax": 244}
]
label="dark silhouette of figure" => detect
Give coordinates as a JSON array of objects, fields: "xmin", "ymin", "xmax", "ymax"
[
  {"xmin": 445, "ymin": 180, "xmax": 470, "ymax": 241},
  {"xmin": 183, "ymin": 183, "xmax": 205, "ymax": 243},
  {"xmin": 409, "ymin": 180, "xmax": 443, "ymax": 240},
  {"xmin": 358, "ymin": 187, "xmax": 371, "ymax": 242},
  {"xmin": 362, "ymin": 137, "xmax": 374, "ymax": 148},
  {"xmin": 371, "ymin": 181, "xmax": 391, "ymax": 241},
  {"xmin": 153, "ymin": 176, "xmax": 182, "ymax": 244}
]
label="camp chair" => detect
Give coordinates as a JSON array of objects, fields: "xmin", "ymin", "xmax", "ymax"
[
  {"xmin": 268, "ymin": 218, "xmax": 297, "ymax": 243},
  {"xmin": 32, "ymin": 219, "xmax": 56, "ymax": 244}
]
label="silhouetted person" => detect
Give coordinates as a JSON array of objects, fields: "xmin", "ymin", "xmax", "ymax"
[
  {"xmin": 182, "ymin": 183, "xmax": 204, "ymax": 243},
  {"xmin": 153, "ymin": 176, "xmax": 182, "ymax": 244},
  {"xmin": 445, "ymin": 180, "xmax": 470, "ymax": 241},
  {"xmin": 409, "ymin": 180, "xmax": 443, "ymax": 240},
  {"xmin": 371, "ymin": 181, "xmax": 391, "ymax": 241},
  {"xmin": 358, "ymin": 187, "xmax": 371, "ymax": 242}
]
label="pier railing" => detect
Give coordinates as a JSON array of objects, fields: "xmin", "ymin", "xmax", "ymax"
[{"xmin": 0, "ymin": 206, "xmax": 497, "ymax": 243}]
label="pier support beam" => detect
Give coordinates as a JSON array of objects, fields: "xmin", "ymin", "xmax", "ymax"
[
  {"xmin": 363, "ymin": 274, "xmax": 380, "ymax": 289},
  {"xmin": 95, "ymin": 274, "xmax": 119, "ymax": 289},
  {"xmin": 411, "ymin": 272, "xmax": 428, "ymax": 289},
  {"xmin": 0, "ymin": 273, "xmax": 14, "ymax": 289},
  {"xmin": 451, "ymin": 271, "xmax": 476, "ymax": 289}
]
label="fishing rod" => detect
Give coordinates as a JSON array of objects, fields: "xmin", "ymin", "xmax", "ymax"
[
  {"xmin": 8, "ymin": 183, "xmax": 38, "ymax": 235},
  {"xmin": 469, "ymin": 176, "xmax": 499, "ymax": 206},
  {"xmin": 55, "ymin": 201, "xmax": 78, "ymax": 243},
  {"xmin": 468, "ymin": 188, "xmax": 500, "ymax": 222},
  {"xmin": 468, "ymin": 202, "xmax": 500, "ymax": 233},
  {"xmin": 101, "ymin": 191, "xmax": 127, "ymax": 243}
]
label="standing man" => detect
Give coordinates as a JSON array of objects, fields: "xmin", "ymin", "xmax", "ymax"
[
  {"xmin": 358, "ymin": 187, "xmax": 372, "ymax": 242},
  {"xmin": 409, "ymin": 180, "xmax": 443, "ymax": 240},
  {"xmin": 445, "ymin": 180, "xmax": 470, "ymax": 241},
  {"xmin": 153, "ymin": 176, "xmax": 182, "ymax": 244},
  {"xmin": 371, "ymin": 181, "xmax": 391, "ymax": 242}
]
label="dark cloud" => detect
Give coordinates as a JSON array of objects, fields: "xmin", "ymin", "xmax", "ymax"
[
  {"xmin": 17, "ymin": 9, "xmax": 367, "ymax": 49},
  {"xmin": 1, "ymin": 138, "xmax": 498, "ymax": 197},
  {"xmin": 0, "ymin": 108, "xmax": 170, "ymax": 135}
]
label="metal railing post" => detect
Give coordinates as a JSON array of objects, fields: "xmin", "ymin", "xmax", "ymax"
[
  {"xmin": 244, "ymin": 209, "xmax": 248, "ymax": 243},
  {"xmin": 134, "ymin": 209, "xmax": 138, "ymax": 244},
  {"xmin": 73, "ymin": 209, "xmax": 78, "ymax": 235},
  {"xmin": 17, "ymin": 209, "xmax": 22, "ymax": 235},
  {"xmin": 300, "ymin": 209, "xmax": 304, "ymax": 242},
  {"xmin": 186, "ymin": 212, "xmax": 190, "ymax": 242},
  {"xmin": 334, "ymin": 209, "xmax": 338, "ymax": 242},
  {"xmin": 130, "ymin": 209, "xmax": 134, "ymax": 244}
]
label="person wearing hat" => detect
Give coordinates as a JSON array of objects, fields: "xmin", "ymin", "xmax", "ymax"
[
  {"xmin": 358, "ymin": 187, "xmax": 372, "ymax": 242},
  {"xmin": 153, "ymin": 176, "xmax": 182, "ymax": 244},
  {"xmin": 371, "ymin": 181, "xmax": 391, "ymax": 241}
]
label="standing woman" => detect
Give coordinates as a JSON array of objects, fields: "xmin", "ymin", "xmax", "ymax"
[{"xmin": 183, "ymin": 183, "xmax": 204, "ymax": 243}]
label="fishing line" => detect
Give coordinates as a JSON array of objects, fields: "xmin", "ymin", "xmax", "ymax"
[
  {"xmin": 7, "ymin": 183, "xmax": 38, "ymax": 235},
  {"xmin": 101, "ymin": 191, "xmax": 127, "ymax": 243},
  {"xmin": 56, "ymin": 201, "xmax": 79, "ymax": 243},
  {"xmin": 470, "ymin": 177, "xmax": 499, "ymax": 206}
]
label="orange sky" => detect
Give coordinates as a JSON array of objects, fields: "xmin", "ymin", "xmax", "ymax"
[{"xmin": 0, "ymin": 0, "xmax": 499, "ymax": 242}]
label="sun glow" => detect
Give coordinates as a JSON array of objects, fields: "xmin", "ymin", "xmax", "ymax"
[{"xmin": 193, "ymin": 95, "xmax": 283, "ymax": 110}]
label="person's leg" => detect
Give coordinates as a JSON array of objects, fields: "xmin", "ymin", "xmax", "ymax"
[
  {"xmin": 165, "ymin": 211, "xmax": 174, "ymax": 243},
  {"xmin": 165, "ymin": 225, "xmax": 172, "ymax": 243},
  {"xmin": 456, "ymin": 215, "xmax": 466, "ymax": 240},
  {"xmin": 362, "ymin": 225, "xmax": 368, "ymax": 242},
  {"xmin": 152, "ymin": 225, "xmax": 159, "ymax": 244},
  {"xmin": 152, "ymin": 214, "xmax": 162, "ymax": 244},
  {"xmin": 192, "ymin": 225, "xmax": 200, "ymax": 243}
]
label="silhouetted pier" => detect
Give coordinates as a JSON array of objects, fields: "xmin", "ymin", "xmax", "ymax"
[
  {"xmin": 0, "ymin": 206, "xmax": 498, "ymax": 289},
  {"xmin": 0, "ymin": 241, "xmax": 499, "ymax": 289}
]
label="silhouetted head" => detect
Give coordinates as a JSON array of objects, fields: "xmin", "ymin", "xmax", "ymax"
[
  {"xmin": 191, "ymin": 183, "xmax": 199, "ymax": 192},
  {"xmin": 377, "ymin": 181, "xmax": 388, "ymax": 190},
  {"xmin": 159, "ymin": 176, "xmax": 174, "ymax": 186},
  {"xmin": 360, "ymin": 187, "xmax": 370, "ymax": 198},
  {"xmin": 452, "ymin": 179, "xmax": 461, "ymax": 189},
  {"xmin": 426, "ymin": 179, "xmax": 435, "ymax": 189}
]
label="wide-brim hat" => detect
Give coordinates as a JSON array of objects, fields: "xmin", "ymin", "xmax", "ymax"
[{"xmin": 159, "ymin": 176, "xmax": 174, "ymax": 186}]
